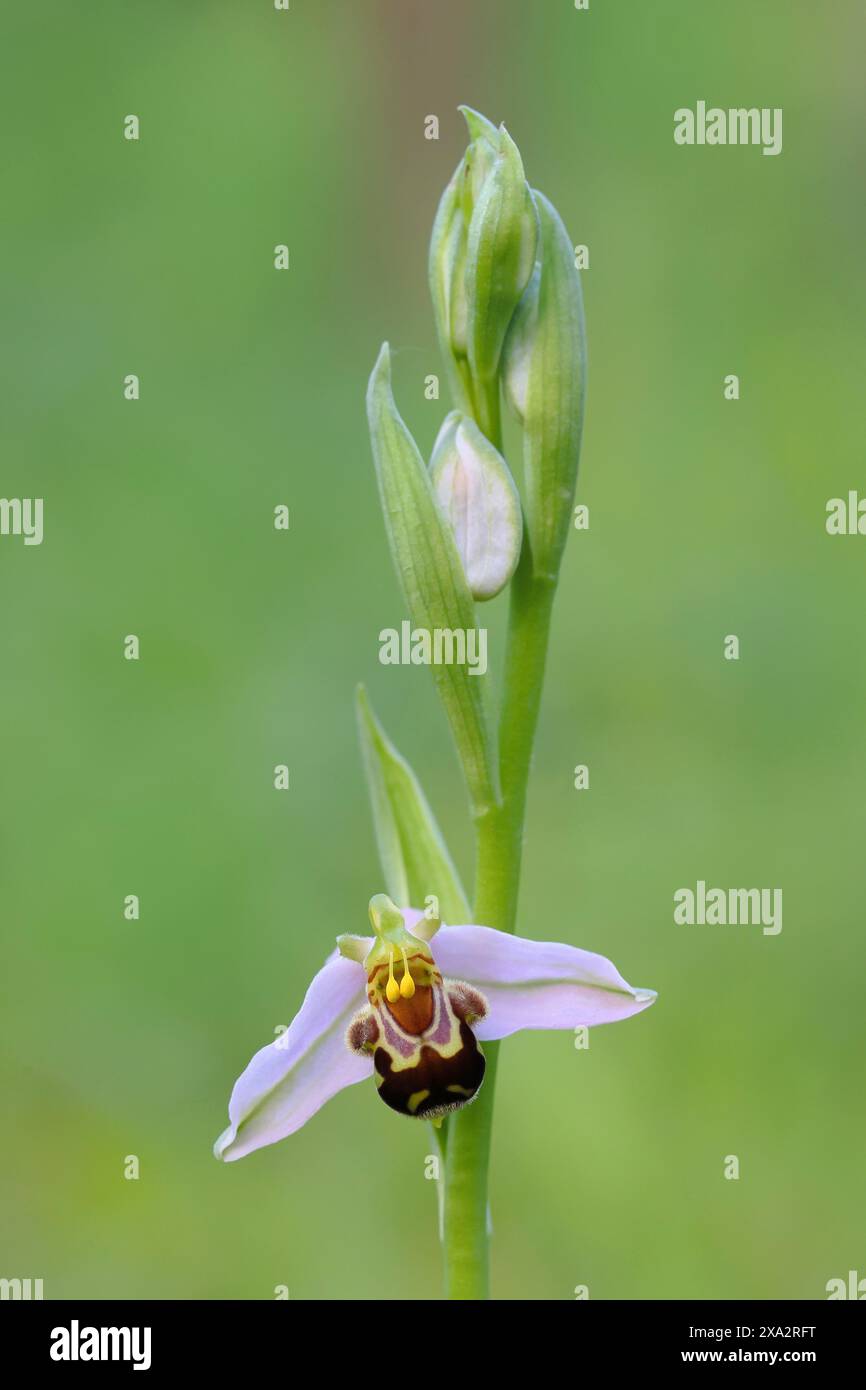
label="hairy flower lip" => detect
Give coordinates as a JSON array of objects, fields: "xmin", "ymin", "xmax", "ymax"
[{"xmin": 215, "ymin": 909, "xmax": 656, "ymax": 1163}]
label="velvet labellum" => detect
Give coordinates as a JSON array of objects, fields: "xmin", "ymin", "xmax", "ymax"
[{"xmin": 347, "ymin": 904, "xmax": 488, "ymax": 1119}]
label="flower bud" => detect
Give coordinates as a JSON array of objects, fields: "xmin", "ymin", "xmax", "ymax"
[
  {"xmin": 464, "ymin": 122, "xmax": 537, "ymax": 389},
  {"xmin": 458, "ymin": 108, "xmax": 499, "ymax": 219},
  {"xmin": 502, "ymin": 190, "xmax": 586, "ymax": 582},
  {"xmin": 429, "ymin": 109, "xmax": 537, "ymax": 423},
  {"xmin": 429, "ymin": 161, "xmax": 473, "ymax": 414},
  {"xmin": 501, "ymin": 262, "xmax": 540, "ymax": 426},
  {"xmin": 430, "ymin": 411, "xmax": 522, "ymax": 601}
]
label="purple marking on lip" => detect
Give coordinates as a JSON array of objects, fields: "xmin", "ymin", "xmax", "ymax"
[
  {"xmin": 378, "ymin": 1007, "xmax": 416, "ymax": 1058},
  {"xmin": 427, "ymin": 985, "xmax": 454, "ymax": 1045}
]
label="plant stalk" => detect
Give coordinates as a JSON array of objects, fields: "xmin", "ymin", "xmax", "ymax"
[{"xmin": 442, "ymin": 542, "xmax": 557, "ymax": 1298}]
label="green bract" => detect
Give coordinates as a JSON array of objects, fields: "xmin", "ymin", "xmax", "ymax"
[
  {"xmin": 503, "ymin": 190, "xmax": 587, "ymax": 582},
  {"xmin": 356, "ymin": 685, "xmax": 470, "ymax": 923},
  {"xmin": 366, "ymin": 343, "xmax": 500, "ymax": 816}
]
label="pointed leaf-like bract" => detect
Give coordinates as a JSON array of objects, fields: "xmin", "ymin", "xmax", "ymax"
[
  {"xmin": 503, "ymin": 190, "xmax": 586, "ymax": 581},
  {"xmin": 356, "ymin": 685, "xmax": 470, "ymax": 923},
  {"xmin": 366, "ymin": 344, "xmax": 500, "ymax": 814}
]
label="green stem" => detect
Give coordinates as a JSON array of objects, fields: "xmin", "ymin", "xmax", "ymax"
[
  {"xmin": 442, "ymin": 545, "xmax": 557, "ymax": 1297},
  {"xmin": 430, "ymin": 1117, "xmax": 449, "ymax": 1243}
]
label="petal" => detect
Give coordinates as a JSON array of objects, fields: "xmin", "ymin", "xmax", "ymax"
[
  {"xmin": 214, "ymin": 954, "xmax": 369, "ymax": 1161},
  {"xmin": 431, "ymin": 924, "xmax": 656, "ymax": 1041}
]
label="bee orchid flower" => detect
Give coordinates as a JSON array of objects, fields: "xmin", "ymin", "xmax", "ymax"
[{"xmin": 215, "ymin": 895, "xmax": 656, "ymax": 1161}]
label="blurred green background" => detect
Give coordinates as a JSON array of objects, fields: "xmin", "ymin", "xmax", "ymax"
[{"xmin": 2, "ymin": 0, "xmax": 864, "ymax": 1300}]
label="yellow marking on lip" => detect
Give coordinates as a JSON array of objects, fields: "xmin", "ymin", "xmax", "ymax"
[
  {"xmin": 407, "ymin": 1089, "xmax": 431, "ymax": 1114},
  {"xmin": 446, "ymin": 1084, "xmax": 475, "ymax": 1097}
]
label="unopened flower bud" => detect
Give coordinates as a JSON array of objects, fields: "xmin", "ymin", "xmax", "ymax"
[
  {"xmin": 464, "ymin": 122, "xmax": 537, "ymax": 389},
  {"xmin": 430, "ymin": 411, "xmax": 522, "ymax": 601},
  {"xmin": 501, "ymin": 262, "xmax": 540, "ymax": 426},
  {"xmin": 430, "ymin": 108, "xmax": 537, "ymax": 427},
  {"xmin": 430, "ymin": 156, "xmax": 473, "ymax": 413},
  {"xmin": 502, "ymin": 191, "xmax": 586, "ymax": 582},
  {"xmin": 458, "ymin": 108, "xmax": 499, "ymax": 218}
]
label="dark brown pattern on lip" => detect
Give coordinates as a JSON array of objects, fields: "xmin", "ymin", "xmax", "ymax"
[{"xmin": 373, "ymin": 1020, "xmax": 486, "ymax": 1119}]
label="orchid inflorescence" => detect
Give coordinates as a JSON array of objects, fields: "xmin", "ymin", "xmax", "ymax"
[{"xmin": 216, "ymin": 107, "xmax": 657, "ymax": 1299}]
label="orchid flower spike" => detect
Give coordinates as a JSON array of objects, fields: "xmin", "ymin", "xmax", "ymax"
[{"xmin": 215, "ymin": 896, "xmax": 657, "ymax": 1161}]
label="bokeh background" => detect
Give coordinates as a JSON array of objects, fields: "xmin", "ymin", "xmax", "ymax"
[{"xmin": 2, "ymin": 0, "xmax": 864, "ymax": 1300}]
